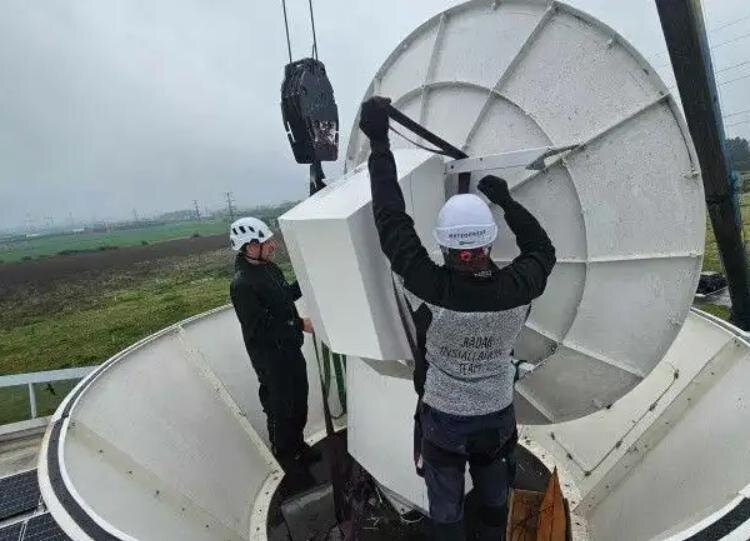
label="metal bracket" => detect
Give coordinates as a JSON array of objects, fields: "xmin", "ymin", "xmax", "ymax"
[{"xmin": 445, "ymin": 145, "xmax": 579, "ymax": 175}]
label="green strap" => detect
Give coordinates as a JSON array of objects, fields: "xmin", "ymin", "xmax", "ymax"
[
  {"xmin": 313, "ymin": 339, "xmax": 347, "ymax": 420},
  {"xmin": 331, "ymin": 352, "xmax": 347, "ymax": 415}
]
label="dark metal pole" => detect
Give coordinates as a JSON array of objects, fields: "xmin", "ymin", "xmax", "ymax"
[{"xmin": 656, "ymin": 0, "xmax": 750, "ymax": 329}]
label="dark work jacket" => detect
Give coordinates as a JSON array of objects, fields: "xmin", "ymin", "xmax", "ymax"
[
  {"xmin": 230, "ymin": 255, "xmax": 304, "ymax": 352},
  {"xmin": 368, "ymin": 144, "xmax": 556, "ymax": 399}
]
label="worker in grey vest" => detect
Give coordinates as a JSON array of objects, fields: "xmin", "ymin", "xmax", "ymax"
[{"xmin": 359, "ymin": 97, "xmax": 556, "ymax": 541}]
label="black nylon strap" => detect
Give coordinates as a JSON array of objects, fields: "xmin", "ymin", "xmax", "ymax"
[{"xmin": 421, "ymin": 437, "xmax": 466, "ymax": 470}]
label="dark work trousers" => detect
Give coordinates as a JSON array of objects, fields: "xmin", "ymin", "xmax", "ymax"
[
  {"xmin": 420, "ymin": 403, "xmax": 517, "ymax": 541},
  {"xmin": 248, "ymin": 344, "xmax": 309, "ymax": 460}
]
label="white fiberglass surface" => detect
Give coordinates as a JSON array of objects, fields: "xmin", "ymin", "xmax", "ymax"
[
  {"xmin": 53, "ymin": 306, "xmax": 329, "ymax": 540},
  {"xmin": 344, "ymin": 0, "xmax": 704, "ymax": 423}
]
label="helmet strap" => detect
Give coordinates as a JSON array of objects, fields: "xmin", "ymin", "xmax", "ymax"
[{"xmin": 243, "ymin": 241, "xmax": 266, "ymax": 264}]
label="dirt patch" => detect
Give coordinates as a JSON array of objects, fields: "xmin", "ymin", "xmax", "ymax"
[{"xmin": 0, "ymin": 234, "xmax": 227, "ymax": 294}]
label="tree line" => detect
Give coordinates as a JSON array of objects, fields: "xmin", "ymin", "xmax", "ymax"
[{"xmin": 728, "ymin": 137, "xmax": 750, "ymax": 171}]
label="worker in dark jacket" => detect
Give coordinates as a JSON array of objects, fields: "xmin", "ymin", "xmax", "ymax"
[
  {"xmin": 359, "ymin": 97, "xmax": 556, "ymax": 541},
  {"xmin": 229, "ymin": 217, "xmax": 318, "ymax": 467}
]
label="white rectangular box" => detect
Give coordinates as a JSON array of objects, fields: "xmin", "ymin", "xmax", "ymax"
[{"xmin": 279, "ymin": 149, "xmax": 446, "ymax": 361}]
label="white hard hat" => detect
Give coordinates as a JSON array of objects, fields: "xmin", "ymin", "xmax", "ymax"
[
  {"xmin": 229, "ymin": 217, "xmax": 274, "ymax": 251},
  {"xmin": 433, "ymin": 194, "xmax": 498, "ymax": 250}
]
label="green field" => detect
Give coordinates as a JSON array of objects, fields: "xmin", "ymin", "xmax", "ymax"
[
  {"xmin": 693, "ymin": 192, "xmax": 750, "ymax": 319},
  {"xmin": 0, "ymin": 241, "xmax": 293, "ymax": 424},
  {"xmin": 0, "ymin": 204, "xmax": 302, "ymax": 423},
  {"xmin": 702, "ymin": 192, "xmax": 750, "ymax": 274},
  {"xmin": 0, "ymin": 249, "xmax": 234, "ymax": 423},
  {"xmin": 0, "ymin": 220, "xmax": 228, "ymax": 263}
]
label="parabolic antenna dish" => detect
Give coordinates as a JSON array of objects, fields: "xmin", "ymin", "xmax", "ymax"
[{"xmin": 346, "ymin": 0, "xmax": 705, "ymax": 423}]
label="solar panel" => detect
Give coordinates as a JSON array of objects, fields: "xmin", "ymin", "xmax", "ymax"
[
  {"xmin": 0, "ymin": 471, "xmax": 39, "ymax": 521},
  {"xmin": 0, "ymin": 522, "xmax": 23, "ymax": 541},
  {"xmin": 22, "ymin": 514, "xmax": 70, "ymax": 541}
]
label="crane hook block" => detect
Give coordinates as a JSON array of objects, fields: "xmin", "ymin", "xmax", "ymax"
[{"xmin": 281, "ymin": 58, "xmax": 339, "ymax": 164}]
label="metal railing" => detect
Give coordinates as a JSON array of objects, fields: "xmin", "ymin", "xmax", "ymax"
[{"xmin": 0, "ymin": 366, "xmax": 95, "ymax": 420}]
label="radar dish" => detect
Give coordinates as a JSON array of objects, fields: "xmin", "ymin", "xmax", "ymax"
[{"xmin": 346, "ymin": 0, "xmax": 705, "ymax": 423}]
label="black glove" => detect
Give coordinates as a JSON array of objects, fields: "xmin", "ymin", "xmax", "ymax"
[
  {"xmin": 478, "ymin": 175, "xmax": 513, "ymax": 207},
  {"xmin": 359, "ymin": 96, "xmax": 391, "ymax": 143}
]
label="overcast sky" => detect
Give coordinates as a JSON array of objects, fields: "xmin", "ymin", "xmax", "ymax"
[{"xmin": 1, "ymin": 0, "xmax": 748, "ymax": 231}]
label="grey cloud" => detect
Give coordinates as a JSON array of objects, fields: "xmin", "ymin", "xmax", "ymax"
[{"xmin": 0, "ymin": 0, "xmax": 747, "ymax": 230}]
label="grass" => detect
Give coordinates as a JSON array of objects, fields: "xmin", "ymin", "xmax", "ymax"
[
  {"xmin": 0, "ymin": 250, "xmax": 236, "ymax": 375},
  {"xmin": 0, "ymin": 380, "xmax": 79, "ymax": 426},
  {"xmin": 698, "ymin": 303, "xmax": 731, "ymax": 321},
  {"xmin": 702, "ymin": 193, "xmax": 750, "ymax": 274},
  {"xmin": 698, "ymin": 194, "xmax": 750, "ymax": 322},
  {"xmin": 0, "ymin": 245, "xmax": 293, "ymax": 424},
  {"xmin": 0, "ymin": 220, "xmax": 228, "ymax": 263},
  {"xmin": 0, "ymin": 251, "xmax": 233, "ymax": 424}
]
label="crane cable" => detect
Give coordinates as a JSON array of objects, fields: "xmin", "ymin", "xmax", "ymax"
[
  {"xmin": 279, "ymin": 0, "xmax": 321, "ymax": 62},
  {"xmin": 308, "ymin": 0, "xmax": 319, "ymax": 60},
  {"xmin": 280, "ymin": 0, "xmax": 293, "ymax": 63}
]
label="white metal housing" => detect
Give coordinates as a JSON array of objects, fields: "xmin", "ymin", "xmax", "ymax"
[{"xmin": 279, "ymin": 149, "xmax": 444, "ymax": 361}]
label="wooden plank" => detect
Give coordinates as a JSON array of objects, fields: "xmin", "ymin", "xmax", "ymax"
[
  {"xmin": 506, "ymin": 489, "xmax": 544, "ymax": 541},
  {"xmin": 536, "ymin": 468, "xmax": 567, "ymax": 541}
]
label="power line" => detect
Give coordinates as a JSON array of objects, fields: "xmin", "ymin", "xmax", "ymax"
[
  {"xmin": 656, "ymin": 54, "xmax": 750, "ymax": 71},
  {"xmin": 667, "ymin": 71, "xmax": 750, "ymax": 91},
  {"xmin": 710, "ymin": 13, "xmax": 750, "ymax": 34},
  {"xmin": 726, "ymin": 119, "xmax": 750, "ymax": 129},
  {"xmin": 716, "ymin": 59, "xmax": 750, "ymax": 74},
  {"xmin": 650, "ymin": 31, "xmax": 750, "ymax": 66},
  {"xmin": 705, "ymin": 9, "xmax": 728, "ymax": 110},
  {"xmin": 711, "ymin": 30, "xmax": 750, "ymax": 50},
  {"xmin": 725, "ymin": 108, "xmax": 750, "ymax": 119},
  {"xmin": 720, "ymin": 72, "xmax": 750, "ymax": 86}
]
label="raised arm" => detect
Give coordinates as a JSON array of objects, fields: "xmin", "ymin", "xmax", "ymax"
[
  {"xmin": 360, "ymin": 97, "xmax": 446, "ymax": 303},
  {"xmin": 478, "ymin": 175, "xmax": 556, "ymax": 305}
]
